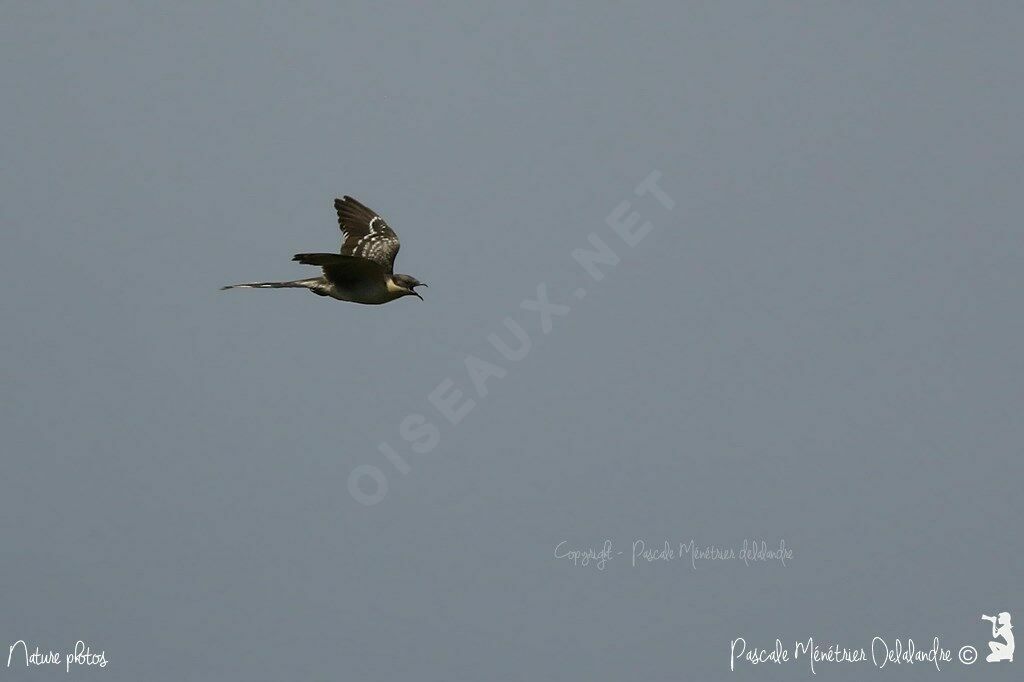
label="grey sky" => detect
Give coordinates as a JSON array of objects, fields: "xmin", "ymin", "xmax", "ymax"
[{"xmin": 2, "ymin": 2, "xmax": 1022, "ymax": 680}]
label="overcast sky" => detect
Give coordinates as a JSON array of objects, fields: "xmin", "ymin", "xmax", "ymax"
[{"xmin": 2, "ymin": 3, "xmax": 1022, "ymax": 680}]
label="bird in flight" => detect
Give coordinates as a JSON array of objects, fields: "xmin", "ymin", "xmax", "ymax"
[{"xmin": 222, "ymin": 196, "xmax": 426, "ymax": 304}]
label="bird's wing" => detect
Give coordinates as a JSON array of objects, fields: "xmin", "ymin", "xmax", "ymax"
[
  {"xmin": 334, "ymin": 196, "xmax": 401, "ymax": 273},
  {"xmin": 293, "ymin": 252, "xmax": 387, "ymax": 286}
]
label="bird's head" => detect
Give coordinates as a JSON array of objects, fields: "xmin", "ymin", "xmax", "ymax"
[{"xmin": 392, "ymin": 274, "xmax": 427, "ymax": 300}]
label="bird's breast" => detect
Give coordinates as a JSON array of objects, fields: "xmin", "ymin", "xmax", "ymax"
[{"xmin": 325, "ymin": 279, "xmax": 405, "ymax": 305}]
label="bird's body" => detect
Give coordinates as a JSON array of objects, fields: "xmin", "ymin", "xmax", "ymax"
[{"xmin": 222, "ymin": 196, "xmax": 425, "ymax": 304}]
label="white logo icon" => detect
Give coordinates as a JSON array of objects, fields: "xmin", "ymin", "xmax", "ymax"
[{"xmin": 981, "ymin": 612, "xmax": 1014, "ymax": 663}]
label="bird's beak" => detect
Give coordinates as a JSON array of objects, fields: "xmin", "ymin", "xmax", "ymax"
[{"xmin": 412, "ymin": 290, "xmax": 423, "ymax": 300}]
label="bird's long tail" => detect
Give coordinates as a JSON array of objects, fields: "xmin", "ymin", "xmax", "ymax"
[{"xmin": 220, "ymin": 278, "xmax": 319, "ymax": 291}]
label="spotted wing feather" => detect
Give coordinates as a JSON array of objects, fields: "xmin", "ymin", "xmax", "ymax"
[{"xmin": 334, "ymin": 196, "xmax": 401, "ymax": 273}]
